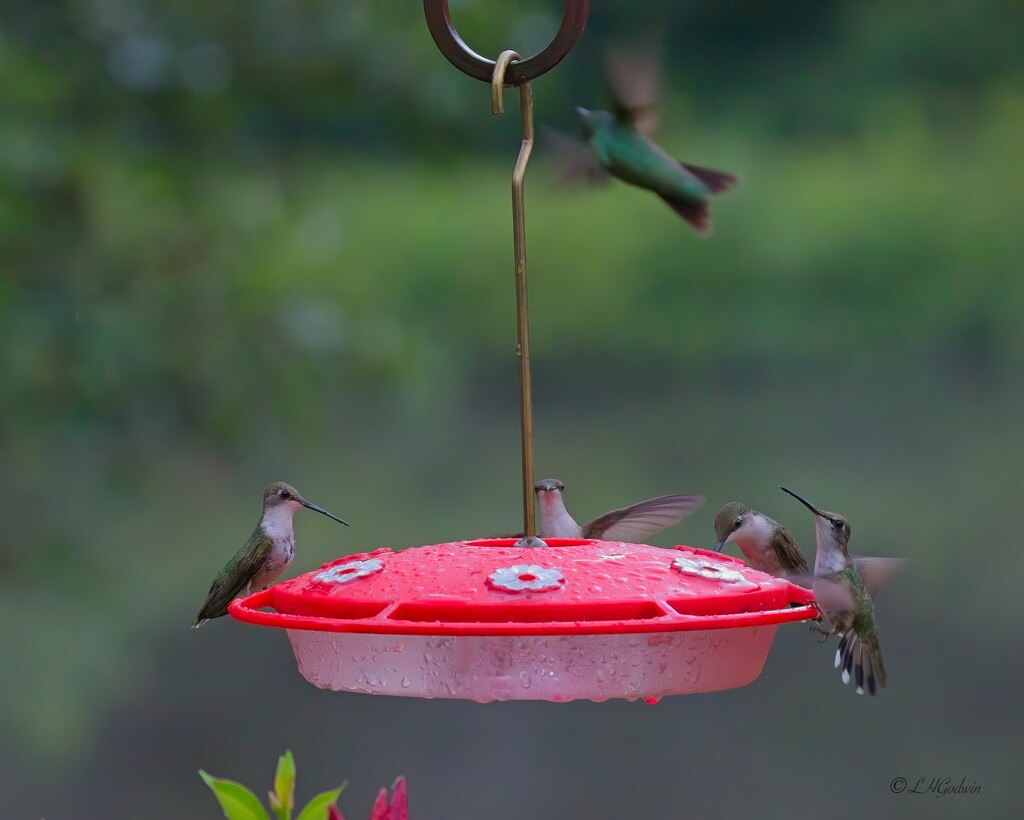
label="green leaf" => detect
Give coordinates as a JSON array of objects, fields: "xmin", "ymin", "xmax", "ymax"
[
  {"xmin": 271, "ymin": 750, "xmax": 296, "ymax": 820},
  {"xmin": 199, "ymin": 770, "xmax": 272, "ymax": 820},
  {"xmin": 295, "ymin": 784, "xmax": 346, "ymax": 820}
]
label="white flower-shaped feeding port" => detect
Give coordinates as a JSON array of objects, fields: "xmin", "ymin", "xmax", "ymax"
[
  {"xmin": 672, "ymin": 554, "xmax": 749, "ymax": 584},
  {"xmin": 314, "ymin": 558, "xmax": 384, "ymax": 584},
  {"xmin": 487, "ymin": 564, "xmax": 565, "ymax": 593}
]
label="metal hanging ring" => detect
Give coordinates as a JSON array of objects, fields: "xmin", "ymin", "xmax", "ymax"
[{"xmin": 423, "ymin": 0, "xmax": 590, "ymax": 85}]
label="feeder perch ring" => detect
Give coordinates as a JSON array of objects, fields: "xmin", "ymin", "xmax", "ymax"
[
  {"xmin": 314, "ymin": 558, "xmax": 384, "ymax": 584},
  {"xmin": 423, "ymin": 0, "xmax": 590, "ymax": 85},
  {"xmin": 487, "ymin": 564, "xmax": 566, "ymax": 593}
]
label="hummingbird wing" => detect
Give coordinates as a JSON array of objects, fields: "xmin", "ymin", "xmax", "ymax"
[
  {"xmin": 768, "ymin": 524, "xmax": 811, "ymax": 575},
  {"xmin": 606, "ymin": 47, "xmax": 660, "ymax": 137},
  {"xmin": 541, "ymin": 125, "xmax": 609, "ymax": 188},
  {"xmin": 852, "ymin": 556, "xmax": 906, "ymax": 598},
  {"xmin": 784, "ymin": 570, "xmax": 858, "ymax": 615},
  {"xmin": 191, "ymin": 528, "xmax": 272, "ymax": 626},
  {"xmin": 583, "ymin": 493, "xmax": 705, "ymax": 543},
  {"xmin": 809, "ymin": 575, "xmax": 857, "ymax": 614}
]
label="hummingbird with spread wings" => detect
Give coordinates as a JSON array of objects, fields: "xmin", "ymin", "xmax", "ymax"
[
  {"xmin": 553, "ymin": 48, "xmax": 739, "ymax": 235},
  {"xmin": 534, "ymin": 478, "xmax": 704, "ymax": 542},
  {"xmin": 780, "ymin": 487, "xmax": 905, "ymax": 696}
]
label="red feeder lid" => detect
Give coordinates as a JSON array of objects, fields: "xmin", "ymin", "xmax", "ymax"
[
  {"xmin": 230, "ymin": 539, "xmax": 817, "ymax": 700},
  {"xmin": 231, "ymin": 539, "xmax": 815, "ymax": 634}
]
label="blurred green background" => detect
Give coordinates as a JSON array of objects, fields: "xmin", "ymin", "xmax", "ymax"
[{"xmin": 2, "ymin": 0, "xmax": 1022, "ymax": 817}]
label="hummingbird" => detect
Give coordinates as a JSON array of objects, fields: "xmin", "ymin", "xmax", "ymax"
[
  {"xmin": 562, "ymin": 48, "xmax": 739, "ymax": 235},
  {"xmin": 712, "ymin": 501, "xmax": 810, "ymax": 577},
  {"xmin": 713, "ymin": 502, "xmax": 903, "ymax": 590},
  {"xmin": 191, "ymin": 482, "xmax": 347, "ymax": 627},
  {"xmin": 780, "ymin": 486, "xmax": 902, "ymax": 696},
  {"xmin": 535, "ymin": 478, "xmax": 704, "ymax": 542}
]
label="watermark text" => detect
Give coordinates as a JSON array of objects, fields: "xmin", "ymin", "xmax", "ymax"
[{"xmin": 890, "ymin": 777, "xmax": 981, "ymax": 797}]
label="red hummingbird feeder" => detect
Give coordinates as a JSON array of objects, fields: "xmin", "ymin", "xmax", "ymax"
[
  {"xmin": 230, "ymin": 539, "xmax": 816, "ymax": 701},
  {"xmin": 229, "ymin": 0, "xmax": 820, "ymax": 698}
]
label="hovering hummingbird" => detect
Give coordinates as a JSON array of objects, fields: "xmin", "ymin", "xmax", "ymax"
[
  {"xmin": 191, "ymin": 482, "xmax": 347, "ymax": 627},
  {"xmin": 534, "ymin": 478, "xmax": 704, "ymax": 542},
  {"xmin": 559, "ymin": 48, "xmax": 739, "ymax": 235},
  {"xmin": 713, "ymin": 501, "xmax": 810, "ymax": 577},
  {"xmin": 779, "ymin": 486, "xmax": 903, "ymax": 696}
]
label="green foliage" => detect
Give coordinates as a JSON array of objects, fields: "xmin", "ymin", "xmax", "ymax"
[
  {"xmin": 2, "ymin": 2, "xmax": 1021, "ymax": 452},
  {"xmin": 269, "ymin": 750, "xmax": 296, "ymax": 819},
  {"xmin": 201, "ymin": 751, "xmax": 344, "ymax": 820},
  {"xmin": 2, "ymin": 2, "xmax": 1022, "ymax": 817},
  {"xmin": 295, "ymin": 789, "xmax": 346, "ymax": 820},
  {"xmin": 199, "ymin": 771, "xmax": 271, "ymax": 820},
  {"xmin": 1, "ymin": 99, "xmax": 1021, "ymax": 450}
]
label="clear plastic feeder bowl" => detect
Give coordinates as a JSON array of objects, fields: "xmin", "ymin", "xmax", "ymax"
[{"xmin": 229, "ymin": 539, "xmax": 817, "ymax": 702}]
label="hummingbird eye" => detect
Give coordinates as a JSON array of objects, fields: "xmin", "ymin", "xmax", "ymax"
[
  {"xmin": 832, "ymin": 519, "xmax": 843, "ymax": 530},
  {"xmin": 279, "ymin": 489, "xmax": 292, "ymax": 499},
  {"xmin": 732, "ymin": 515, "xmax": 743, "ymax": 531}
]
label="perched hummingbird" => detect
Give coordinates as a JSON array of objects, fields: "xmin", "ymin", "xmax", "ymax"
[
  {"xmin": 191, "ymin": 482, "xmax": 347, "ymax": 627},
  {"xmin": 563, "ymin": 49, "xmax": 739, "ymax": 235},
  {"xmin": 534, "ymin": 478, "xmax": 704, "ymax": 542},
  {"xmin": 780, "ymin": 486, "xmax": 902, "ymax": 696},
  {"xmin": 712, "ymin": 501, "xmax": 810, "ymax": 577}
]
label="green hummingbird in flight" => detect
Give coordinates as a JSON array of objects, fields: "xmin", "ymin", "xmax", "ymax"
[
  {"xmin": 191, "ymin": 482, "xmax": 347, "ymax": 627},
  {"xmin": 561, "ymin": 49, "xmax": 739, "ymax": 235},
  {"xmin": 780, "ymin": 486, "xmax": 904, "ymax": 696},
  {"xmin": 534, "ymin": 478, "xmax": 704, "ymax": 542}
]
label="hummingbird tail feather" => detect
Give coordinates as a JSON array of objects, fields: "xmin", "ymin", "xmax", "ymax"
[
  {"xmin": 657, "ymin": 194, "xmax": 711, "ymax": 236},
  {"xmin": 836, "ymin": 631, "xmax": 886, "ymax": 696},
  {"xmin": 679, "ymin": 162, "xmax": 739, "ymax": 194}
]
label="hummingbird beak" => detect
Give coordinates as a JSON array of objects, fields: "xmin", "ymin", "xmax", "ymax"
[
  {"xmin": 301, "ymin": 500, "xmax": 349, "ymax": 526},
  {"xmin": 779, "ymin": 486, "xmax": 823, "ymax": 517},
  {"xmin": 713, "ymin": 540, "xmax": 725, "ymax": 553}
]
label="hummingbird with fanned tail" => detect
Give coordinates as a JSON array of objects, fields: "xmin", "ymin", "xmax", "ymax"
[
  {"xmin": 534, "ymin": 478, "xmax": 704, "ymax": 542},
  {"xmin": 780, "ymin": 486, "xmax": 904, "ymax": 696},
  {"xmin": 555, "ymin": 48, "xmax": 738, "ymax": 235},
  {"xmin": 191, "ymin": 482, "xmax": 347, "ymax": 627}
]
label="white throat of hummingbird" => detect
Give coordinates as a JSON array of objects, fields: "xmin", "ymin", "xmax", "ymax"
[
  {"xmin": 811, "ymin": 516, "xmax": 849, "ymax": 574},
  {"xmin": 261, "ymin": 498, "xmax": 304, "ymax": 543}
]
